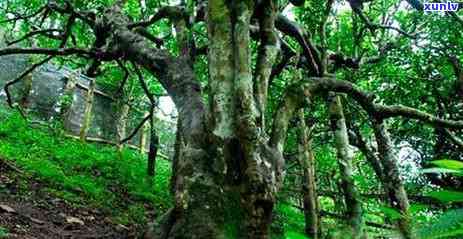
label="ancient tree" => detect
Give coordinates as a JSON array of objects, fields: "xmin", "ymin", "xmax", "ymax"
[{"xmin": 1, "ymin": 0, "xmax": 463, "ymax": 238}]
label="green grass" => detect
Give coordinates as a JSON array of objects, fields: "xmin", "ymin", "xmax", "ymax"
[
  {"xmin": 285, "ymin": 230, "xmax": 309, "ymax": 239},
  {"xmin": 0, "ymin": 109, "xmax": 309, "ymax": 238},
  {"xmin": 0, "ymin": 111, "xmax": 172, "ymax": 226},
  {"xmin": 274, "ymin": 203, "xmax": 309, "ymax": 239}
]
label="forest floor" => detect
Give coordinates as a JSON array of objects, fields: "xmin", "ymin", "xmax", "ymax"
[
  {"xmin": 0, "ymin": 110, "xmax": 173, "ymax": 239},
  {"xmin": 0, "ymin": 109, "xmax": 307, "ymax": 239},
  {"xmin": 0, "ymin": 158, "xmax": 136, "ymax": 238}
]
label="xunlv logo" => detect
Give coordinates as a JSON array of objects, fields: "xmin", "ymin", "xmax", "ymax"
[{"xmin": 424, "ymin": 2, "xmax": 460, "ymax": 12}]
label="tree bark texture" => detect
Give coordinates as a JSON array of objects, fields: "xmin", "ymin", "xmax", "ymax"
[
  {"xmin": 296, "ymin": 110, "xmax": 320, "ymax": 239},
  {"xmin": 372, "ymin": 119, "xmax": 413, "ymax": 239},
  {"xmin": 147, "ymin": 108, "xmax": 159, "ymax": 177},
  {"xmin": 328, "ymin": 93, "xmax": 363, "ymax": 238}
]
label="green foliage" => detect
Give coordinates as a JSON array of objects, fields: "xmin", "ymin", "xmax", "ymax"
[
  {"xmin": 0, "ymin": 111, "xmax": 172, "ymax": 225},
  {"xmin": 0, "ymin": 227, "xmax": 8, "ymax": 238},
  {"xmin": 378, "ymin": 205, "xmax": 402, "ymax": 220},
  {"xmin": 414, "ymin": 209, "xmax": 463, "ymax": 239},
  {"xmin": 273, "ymin": 203, "xmax": 307, "ymax": 239},
  {"xmin": 415, "ymin": 160, "xmax": 463, "ymax": 238},
  {"xmin": 430, "ymin": 160, "xmax": 463, "ymax": 171},
  {"xmin": 426, "ymin": 190, "xmax": 463, "ymax": 203},
  {"xmin": 421, "ymin": 168, "xmax": 463, "ymax": 175},
  {"xmin": 284, "ymin": 230, "xmax": 309, "ymax": 239}
]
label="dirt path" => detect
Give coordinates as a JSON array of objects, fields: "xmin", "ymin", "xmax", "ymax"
[{"xmin": 0, "ymin": 159, "xmax": 137, "ymax": 239}]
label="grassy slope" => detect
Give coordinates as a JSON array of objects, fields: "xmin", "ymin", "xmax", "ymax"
[
  {"xmin": 0, "ymin": 109, "xmax": 307, "ymax": 238},
  {"xmin": 0, "ymin": 110, "xmax": 172, "ymax": 227}
]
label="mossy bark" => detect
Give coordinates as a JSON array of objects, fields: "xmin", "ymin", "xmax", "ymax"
[
  {"xmin": 328, "ymin": 93, "xmax": 363, "ymax": 238},
  {"xmin": 372, "ymin": 120, "xmax": 413, "ymax": 239},
  {"xmin": 101, "ymin": 3, "xmax": 283, "ymax": 237},
  {"xmin": 296, "ymin": 110, "xmax": 320, "ymax": 239}
]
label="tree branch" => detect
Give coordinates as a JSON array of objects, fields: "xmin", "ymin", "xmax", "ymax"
[
  {"xmin": 128, "ymin": 6, "xmax": 187, "ymax": 29},
  {"xmin": 306, "ymin": 77, "xmax": 463, "ymax": 129},
  {"xmin": 116, "ymin": 60, "xmax": 130, "ymax": 96},
  {"xmin": 348, "ymin": 1, "xmax": 417, "ymax": 39},
  {"xmin": 132, "ymin": 62, "xmax": 155, "ymax": 104},
  {"xmin": 6, "ymin": 29, "xmax": 62, "ymax": 46},
  {"xmin": 0, "ymin": 47, "xmax": 95, "ymax": 58},
  {"xmin": 0, "ymin": 5, "xmax": 47, "ymax": 24},
  {"xmin": 4, "ymin": 56, "xmax": 54, "ymax": 107},
  {"xmin": 270, "ymin": 76, "xmax": 463, "ymax": 152},
  {"xmin": 120, "ymin": 113, "xmax": 151, "ymax": 144},
  {"xmin": 449, "ymin": 56, "xmax": 463, "ymax": 97},
  {"xmin": 444, "ymin": 129, "xmax": 463, "ymax": 149},
  {"xmin": 253, "ymin": 0, "xmax": 279, "ymax": 128},
  {"xmin": 133, "ymin": 27, "xmax": 164, "ymax": 47},
  {"xmin": 275, "ymin": 14, "xmax": 321, "ymax": 76},
  {"xmin": 269, "ymin": 39, "xmax": 295, "ymax": 84}
]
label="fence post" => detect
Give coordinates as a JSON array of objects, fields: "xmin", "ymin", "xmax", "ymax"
[
  {"xmin": 139, "ymin": 111, "xmax": 149, "ymax": 153},
  {"xmin": 116, "ymin": 100, "xmax": 130, "ymax": 151},
  {"xmin": 147, "ymin": 106, "xmax": 159, "ymax": 177},
  {"xmin": 19, "ymin": 74, "xmax": 33, "ymax": 109},
  {"xmin": 79, "ymin": 79, "xmax": 95, "ymax": 142},
  {"xmin": 59, "ymin": 73, "xmax": 77, "ymax": 122}
]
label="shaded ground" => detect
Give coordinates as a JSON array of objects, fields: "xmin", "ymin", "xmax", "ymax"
[{"xmin": 0, "ymin": 159, "xmax": 138, "ymax": 239}]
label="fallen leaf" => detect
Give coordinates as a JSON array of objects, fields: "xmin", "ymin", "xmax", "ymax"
[
  {"xmin": 29, "ymin": 217, "xmax": 45, "ymax": 225},
  {"xmin": 0, "ymin": 204, "xmax": 15, "ymax": 213},
  {"xmin": 66, "ymin": 216, "xmax": 84, "ymax": 225},
  {"xmin": 116, "ymin": 224, "xmax": 129, "ymax": 231}
]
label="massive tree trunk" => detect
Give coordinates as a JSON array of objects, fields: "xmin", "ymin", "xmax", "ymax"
[
  {"xmin": 296, "ymin": 110, "xmax": 320, "ymax": 239},
  {"xmin": 141, "ymin": 0, "xmax": 283, "ymax": 237},
  {"xmin": 106, "ymin": 11, "xmax": 227, "ymax": 239},
  {"xmin": 328, "ymin": 93, "xmax": 363, "ymax": 238}
]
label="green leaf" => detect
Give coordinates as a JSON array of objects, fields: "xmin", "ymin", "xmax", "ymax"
[
  {"xmin": 430, "ymin": 160, "xmax": 463, "ymax": 170},
  {"xmin": 426, "ymin": 190, "xmax": 463, "ymax": 203},
  {"xmin": 421, "ymin": 168, "xmax": 462, "ymax": 175},
  {"xmin": 379, "ymin": 206, "xmax": 402, "ymax": 220},
  {"xmin": 410, "ymin": 203, "xmax": 427, "ymax": 213}
]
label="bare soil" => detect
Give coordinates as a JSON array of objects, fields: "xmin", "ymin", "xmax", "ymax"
[{"xmin": 0, "ymin": 159, "xmax": 138, "ymax": 239}]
